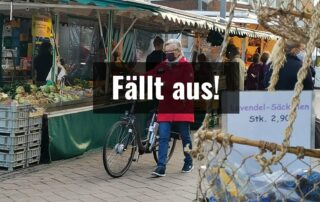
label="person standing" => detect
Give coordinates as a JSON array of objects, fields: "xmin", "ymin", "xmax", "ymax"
[
  {"xmin": 260, "ymin": 52, "xmax": 270, "ymax": 89},
  {"xmin": 146, "ymin": 39, "xmax": 194, "ymax": 177},
  {"xmin": 264, "ymin": 40, "xmax": 314, "ymax": 90},
  {"xmin": 34, "ymin": 41, "xmax": 53, "ymax": 85},
  {"xmin": 146, "ymin": 36, "xmax": 166, "ymax": 72},
  {"xmin": 226, "ymin": 44, "xmax": 247, "ymax": 91},
  {"xmin": 245, "ymin": 53, "xmax": 264, "ymax": 90},
  {"xmin": 261, "ymin": 52, "xmax": 270, "ymax": 75}
]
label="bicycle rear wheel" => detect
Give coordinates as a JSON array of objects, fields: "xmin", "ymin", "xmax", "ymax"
[
  {"xmin": 103, "ymin": 121, "xmax": 136, "ymax": 178},
  {"xmin": 153, "ymin": 134, "xmax": 177, "ymax": 164}
]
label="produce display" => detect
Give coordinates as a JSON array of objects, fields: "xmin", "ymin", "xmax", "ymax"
[{"xmin": 0, "ymin": 80, "xmax": 93, "ymax": 106}]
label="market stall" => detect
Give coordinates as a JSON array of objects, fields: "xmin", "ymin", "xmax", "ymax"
[
  {"xmin": 0, "ymin": 0, "xmax": 280, "ymax": 167},
  {"xmin": 189, "ymin": 9, "xmax": 279, "ymax": 68},
  {"xmin": 0, "ymin": 0, "xmax": 222, "ymax": 165}
]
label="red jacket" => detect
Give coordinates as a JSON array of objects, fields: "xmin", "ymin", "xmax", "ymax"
[{"xmin": 146, "ymin": 57, "xmax": 194, "ymax": 122}]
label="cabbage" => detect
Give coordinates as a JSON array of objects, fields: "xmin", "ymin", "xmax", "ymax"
[
  {"xmin": 49, "ymin": 86, "xmax": 56, "ymax": 93},
  {"xmin": 41, "ymin": 85, "xmax": 50, "ymax": 94},
  {"xmin": 36, "ymin": 91, "xmax": 43, "ymax": 98},
  {"xmin": 18, "ymin": 97, "xmax": 26, "ymax": 104},
  {"xmin": 64, "ymin": 86, "xmax": 72, "ymax": 91},
  {"xmin": 15, "ymin": 94, "xmax": 22, "ymax": 100},
  {"xmin": 30, "ymin": 85, "xmax": 38, "ymax": 93},
  {"xmin": 53, "ymin": 97, "xmax": 61, "ymax": 103},
  {"xmin": 16, "ymin": 86, "xmax": 25, "ymax": 94}
]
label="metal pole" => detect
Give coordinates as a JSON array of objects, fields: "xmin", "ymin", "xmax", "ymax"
[
  {"xmin": 32, "ymin": 37, "xmax": 36, "ymax": 82},
  {"xmin": 220, "ymin": 0, "xmax": 226, "ymax": 19},
  {"xmin": 105, "ymin": 10, "xmax": 113, "ymax": 94},
  {"xmin": 111, "ymin": 18, "xmax": 137, "ymax": 55},
  {"xmin": 119, "ymin": 16, "xmax": 124, "ymax": 60},
  {"xmin": 0, "ymin": 2, "xmax": 116, "ymax": 11},
  {"xmin": 51, "ymin": 13, "xmax": 59, "ymax": 83},
  {"xmin": 241, "ymin": 37, "xmax": 246, "ymax": 61},
  {"xmin": 198, "ymin": 0, "xmax": 202, "ymax": 11},
  {"xmin": 260, "ymin": 38, "xmax": 264, "ymax": 54},
  {"xmin": 0, "ymin": 14, "xmax": 3, "ymax": 87},
  {"xmin": 97, "ymin": 10, "xmax": 107, "ymax": 58},
  {"xmin": 107, "ymin": 11, "xmax": 113, "ymax": 63}
]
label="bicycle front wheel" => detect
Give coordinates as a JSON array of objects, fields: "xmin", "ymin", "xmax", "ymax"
[{"xmin": 103, "ymin": 121, "xmax": 136, "ymax": 178}]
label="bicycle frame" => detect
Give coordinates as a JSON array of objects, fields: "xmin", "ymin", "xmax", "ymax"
[{"xmin": 121, "ymin": 100, "xmax": 158, "ymax": 155}]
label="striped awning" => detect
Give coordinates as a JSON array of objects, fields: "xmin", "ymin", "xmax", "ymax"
[
  {"xmin": 214, "ymin": 23, "xmax": 278, "ymax": 40},
  {"xmin": 60, "ymin": 0, "xmax": 215, "ymax": 31},
  {"xmin": 0, "ymin": 0, "xmax": 278, "ymax": 38},
  {"xmin": 61, "ymin": 0, "xmax": 276, "ymax": 38}
]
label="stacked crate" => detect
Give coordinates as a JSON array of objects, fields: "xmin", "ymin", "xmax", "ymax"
[
  {"xmin": 0, "ymin": 104, "xmax": 43, "ymax": 171},
  {"xmin": 26, "ymin": 111, "xmax": 42, "ymax": 167},
  {"xmin": 0, "ymin": 104, "xmax": 29, "ymax": 171}
]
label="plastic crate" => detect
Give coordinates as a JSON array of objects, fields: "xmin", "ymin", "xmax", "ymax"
[
  {"xmin": 0, "ymin": 131, "xmax": 27, "ymax": 146},
  {"xmin": 0, "ymin": 118, "xmax": 28, "ymax": 130},
  {"xmin": 28, "ymin": 116, "xmax": 42, "ymax": 128},
  {"xmin": 27, "ymin": 130, "xmax": 41, "ymax": 148},
  {"xmin": 26, "ymin": 155, "xmax": 40, "ymax": 167},
  {"xmin": 0, "ymin": 104, "xmax": 29, "ymax": 120},
  {"xmin": 0, "ymin": 150, "xmax": 26, "ymax": 163},
  {"xmin": 0, "ymin": 144, "xmax": 26, "ymax": 153},
  {"xmin": 0, "ymin": 127, "xmax": 28, "ymax": 135},
  {"xmin": 29, "ymin": 124, "xmax": 42, "ymax": 132},
  {"xmin": 27, "ymin": 146, "xmax": 40, "ymax": 159},
  {"xmin": 0, "ymin": 160, "xmax": 26, "ymax": 171}
]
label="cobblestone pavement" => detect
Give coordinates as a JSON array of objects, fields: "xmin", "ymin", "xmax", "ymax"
[{"xmin": 0, "ymin": 143, "xmax": 198, "ymax": 202}]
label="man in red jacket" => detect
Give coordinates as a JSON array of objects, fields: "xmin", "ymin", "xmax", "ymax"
[{"xmin": 146, "ymin": 39, "xmax": 194, "ymax": 177}]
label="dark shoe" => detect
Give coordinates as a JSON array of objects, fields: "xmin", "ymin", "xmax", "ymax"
[
  {"xmin": 152, "ymin": 167, "xmax": 166, "ymax": 177},
  {"xmin": 181, "ymin": 163, "xmax": 194, "ymax": 173}
]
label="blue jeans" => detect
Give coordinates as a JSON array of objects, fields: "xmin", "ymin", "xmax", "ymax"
[{"xmin": 157, "ymin": 122, "xmax": 192, "ymax": 169}]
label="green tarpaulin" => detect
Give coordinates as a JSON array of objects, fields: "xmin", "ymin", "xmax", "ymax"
[
  {"xmin": 60, "ymin": 0, "xmax": 156, "ymax": 11},
  {"xmin": 44, "ymin": 101, "xmax": 204, "ymax": 161},
  {"xmin": 46, "ymin": 104, "xmax": 149, "ymax": 161}
]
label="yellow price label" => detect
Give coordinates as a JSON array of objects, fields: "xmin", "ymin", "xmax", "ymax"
[{"xmin": 32, "ymin": 15, "xmax": 52, "ymax": 38}]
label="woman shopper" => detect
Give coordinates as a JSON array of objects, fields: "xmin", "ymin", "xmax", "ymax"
[
  {"xmin": 226, "ymin": 44, "xmax": 247, "ymax": 91},
  {"xmin": 145, "ymin": 39, "xmax": 194, "ymax": 177},
  {"xmin": 245, "ymin": 53, "xmax": 264, "ymax": 90},
  {"xmin": 260, "ymin": 52, "xmax": 270, "ymax": 90},
  {"xmin": 264, "ymin": 40, "xmax": 314, "ymax": 90}
]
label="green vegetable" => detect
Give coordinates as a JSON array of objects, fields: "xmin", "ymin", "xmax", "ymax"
[
  {"xmin": 16, "ymin": 86, "xmax": 25, "ymax": 94},
  {"xmin": 73, "ymin": 78, "xmax": 90, "ymax": 89}
]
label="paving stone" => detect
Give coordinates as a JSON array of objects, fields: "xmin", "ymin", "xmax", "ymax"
[{"xmin": 0, "ymin": 143, "xmax": 198, "ymax": 201}]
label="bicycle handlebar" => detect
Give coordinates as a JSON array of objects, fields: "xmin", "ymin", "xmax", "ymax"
[{"xmin": 129, "ymin": 100, "xmax": 137, "ymax": 114}]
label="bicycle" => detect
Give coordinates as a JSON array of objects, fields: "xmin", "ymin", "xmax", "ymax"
[{"xmin": 102, "ymin": 101, "xmax": 178, "ymax": 178}]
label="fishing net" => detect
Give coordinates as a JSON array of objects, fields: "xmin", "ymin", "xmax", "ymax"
[{"xmin": 190, "ymin": 1, "xmax": 320, "ymax": 201}]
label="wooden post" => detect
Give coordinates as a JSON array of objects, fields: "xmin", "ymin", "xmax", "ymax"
[
  {"xmin": 199, "ymin": 131, "xmax": 320, "ymax": 159},
  {"xmin": 241, "ymin": 37, "xmax": 246, "ymax": 62}
]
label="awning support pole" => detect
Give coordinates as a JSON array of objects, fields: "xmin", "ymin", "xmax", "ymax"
[
  {"xmin": 111, "ymin": 17, "xmax": 138, "ymax": 55},
  {"xmin": 119, "ymin": 17, "xmax": 124, "ymax": 59},
  {"xmin": 105, "ymin": 10, "xmax": 114, "ymax": 94},
  {"xmin": 51, "ymin": 13, "xmax": 59, "ymax": 83},
  {"xmin": 96, "ymin": 10, "xmax": 107, "ymax": 58},
  {"xmin": 241, "ymin": 37, "xmax": 246, "ymax": 62},
  {"xmin": 176, "ymin": 25, "xmax": 186, "ymax": 39}
]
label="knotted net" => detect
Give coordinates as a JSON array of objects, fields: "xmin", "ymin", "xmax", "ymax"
[{"xmin": 190, "ymin": 1, "xmax": 320, "ymax": 201}]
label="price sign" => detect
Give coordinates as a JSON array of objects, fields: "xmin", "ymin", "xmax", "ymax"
[
  {"xmin": 32, "ymin": 15, "xmax": 52, "ymax": 38},
  {"xmin": 222, "ymin": 91, "xmax": 314, "ymax": 173}
]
